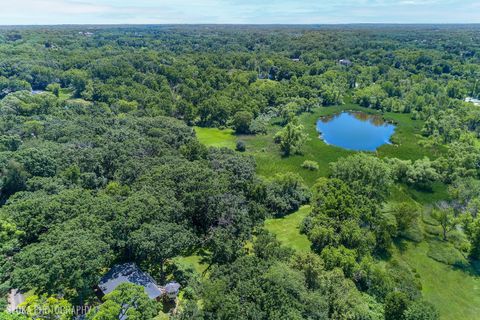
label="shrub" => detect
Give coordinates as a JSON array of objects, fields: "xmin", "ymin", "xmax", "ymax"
[
  {"xmin": 273, "ymin": 131, "xmax": 282, "ymax": 144},
  {"xmin": 249, "ymin": 117, "xmax": 268, "ymax": 134},
  {"xmin": 406, "ymin": 157, "xmax": 440, "ymax": 190},
  {"xmin": 236, "ymin": 140, "xmax": 246, "ymax": 152},
  {"xmin": 384, "ymin": 291, "xmax": 410, "ymax": 320},
  {"xmin": 391, "ymin": 202, "xmax": 419, "ymax": 235},
  {"xmin": 278, "ymin": 120, "xmax": 309, "ymax": 156},
  {"xmin": 427, "ymin": 240, "xmax": 468, "ymax": 267},
  {"xmin": 404, "ymin": 300, "xmax": 439, "ymax": 320},
  {"xmin": 331, "ymin": 153, "xmax": 392, "ymax": 201},
  {"xmin": 301, "ymin": 160, "xmax": 319, "ymax": 171}
]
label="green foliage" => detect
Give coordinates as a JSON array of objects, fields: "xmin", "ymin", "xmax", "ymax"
[
  {"xmin": 0, "ymin": 160, "xmax": 28, "ymax": 199},
  {"xmin": 0, "ymin": 91, "xmax": 58, "ymax": 116},
  {"xmin": 129, "ymin": 222, "xmax": 195, "ymax": 282},
  {"xmin": 391, "ymin": 202, "xmax": 420, "ymax": 235},
  {"xmin": 0, "ymin": 25, "xmax": 477, "ymax": 320},
  {"xmin": 404, "ymin": 300, "xmax": 439, "ymax": 320},
  {"xmin": 63, "ymin": 69, "xmax": 89, "ymax": 98},
  {"xmin": 426, "ymin": 240, "xmax": 468, "ymax": 266},
  {"xmin": 301, "ymin": 160, "xmax": 319, "ymax": 171},
  {"xmin": 448, "ymin": 177, "xmax": 480, "ymax": 209},
  {"xmin": 384, "ymin": 291, "xmax": 410, "ymax": 320},
  {"xmin": 19, "ymin": 294, "xmax": 72, "ymax": 320},
  {"xmin": 0, "ymin": 76, "xmax": 31, "ymax": 98},
  {"xmin": 46, "ymin": 83, "xmax": 60, "ymax": 97},
  {"xmin": 277, "ymin": 118, "xmax": 309, "ymax": 156},
  {"xmin": 235, "ymin": 140, "xmax": 246, "ymax": 152},
  {"xmin": 0, "ymin": 219, "xmax": 24, "ymax": 309},
  {"xmin": 0, "ymin": 135, "xmax": 21, "ymax": 152},
  {"xmin": 406, "ymin": 157, "xmax": 440, "ymax": 190},
  {"xmin": 12, "ymin": 221, "xmax": 113, "ymax": 302},
  {"xmin": 320, "ymin": 245, "xmax": 358, "ymax": 278},
  {"xmin": 306, "ymin": 178, "xmax": 376, "ymax": 253},
  {"xmin": 0, "ymin": 312, "xmax": 30, "ymax": 320},
  {"xmin": 465, "ymin": 217, "xmax": 480, "ymax": 259},
  {"xmin": 354, "ymin": 84, "xmax": 388, "ymax": 109},
  {"xmin": 232, "ymin": 111, "xmax": 253, "ymax": 134},
  {"xmin": 87, "ymin": 283, "xmax": 158, "ymax": 320},
  {"xmin": 195, "ymin": 233, "xmax": 379, "ymax": 320},
  {"xmin": 331, "ymin": 153, "xmax": 392, "ymax": 202},
  {"xmin": 431, "ymin": 207, "xmax": 457, "ymax": 241},
  {"xmin": 112, "ymin": 99, "xmax": 139, "ymax": 114},
  {"xmin": 264, "ymin": 173, "xmax": 310, "ymax": 217}
]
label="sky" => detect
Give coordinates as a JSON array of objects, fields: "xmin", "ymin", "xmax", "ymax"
[{"xmin": 0, "ymin": 0, "xmax": 479, "ymax": 25}]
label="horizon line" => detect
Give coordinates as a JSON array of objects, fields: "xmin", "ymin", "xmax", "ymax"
[{"xmin": 1, "ymin": 22, "xmax": 480, "ymax": 27}]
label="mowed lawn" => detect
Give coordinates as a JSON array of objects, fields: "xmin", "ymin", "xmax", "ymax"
[
  {"xmin": 264, "ymin": 205, "xmax": 312, "ymax": 252},
  {"xmin": 194, "ymin": 126, "xmax": 236, "ymax": 149},
  {"xmin": 174, "ymin": 255, "xmax": 208, "ymax": 274}
]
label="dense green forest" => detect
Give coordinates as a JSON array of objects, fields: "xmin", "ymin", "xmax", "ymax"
[{"xmin": 0, "ymin": 25, "xmax": 480, "ymax": 320}]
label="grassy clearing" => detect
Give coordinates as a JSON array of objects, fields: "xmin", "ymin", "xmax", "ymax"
[
  {"xmin": 264, "ymin": 205, "xmax": 312, "ymax": 252},
  {"xmin": 194, "ymin": 126, "xmax": 236, "ymax": 149},
  {"xmin": 394, "ymin": 241, "xmax": 480, "ymax": 320},
  {"xmin": 174, "ymin": 255, "xmax": 208, "ymax": 274},
  {"xmin": 58, "ymin": 88, "xmax": 74, "ymax": 100},
  {"xmin": 391, "ymin": 183, "xmax": 450, "ymax": 206}
]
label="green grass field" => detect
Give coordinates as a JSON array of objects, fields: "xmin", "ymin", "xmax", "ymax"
[
  {"xmin": 194, "ymin": 126, "xmax": 237, "ymax": 149},
  {"xmin": 264, "ymin": 205, "xmax": 312, "ymax": 252},
  {"xmin": 395, "ymin": 241, "xmax": 480, "ymax": 320},
  {"xmin": 174, "ymin": 255, "xmax": 208, "ymax": 274},
  {"xmin": 58, "ymin": 88, "xmax": 74, "ymax": 100}
]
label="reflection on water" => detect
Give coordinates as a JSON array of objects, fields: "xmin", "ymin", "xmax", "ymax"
[{"xmin": 316, "ymin": 112, "xmax": 396, "ymax": 151}]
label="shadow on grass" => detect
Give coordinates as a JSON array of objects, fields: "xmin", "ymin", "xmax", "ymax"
[
  {"xmin": 393, "ymin": 237, "xmax": 411, "ymax": 254},
  {"xmin": 451, "ymin": 259, "xmax": 480, "ymax": 278},
  {"xmin": 197, "ymin": 248, "xmax": 211, "ymax": 265}
]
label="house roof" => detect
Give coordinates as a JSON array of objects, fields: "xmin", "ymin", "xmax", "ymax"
[
  {"xmin": 98, "ymin": 263, "xmax": 163, "ymax": 300},
  {"xmin": 165, "ymin": 282, "xmax": 181, "ymax": 294},
  {"xmin": 466, "ymin": 97, "xmax": 480, "ymax": 106},
  {"xmin": 339, "ymin": 59, "xmax": 353, "ymax": 65}
]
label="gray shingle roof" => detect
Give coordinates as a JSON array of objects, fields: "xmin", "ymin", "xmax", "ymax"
[
  {"xmin": 98, "ymin": 263, "xmax": 163, "ymax": 300},
  {"xmin": 165, "ymin": 282, "xmax": 181, "ymax": 294}
]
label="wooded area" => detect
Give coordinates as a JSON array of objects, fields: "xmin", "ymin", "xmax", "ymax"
[{"xmin": 0, "ymin": 25, "xmax": 479, "ymax": 319}]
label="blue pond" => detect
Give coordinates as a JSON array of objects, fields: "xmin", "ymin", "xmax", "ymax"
[{"xmin": 316, "ymin": 112, "xmax": 396, "ymax": 151}]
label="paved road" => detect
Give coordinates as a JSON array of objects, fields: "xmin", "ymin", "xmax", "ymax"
[{"xmin": 7, "ymin": 289, "xmax": 25, "ymax": 312}]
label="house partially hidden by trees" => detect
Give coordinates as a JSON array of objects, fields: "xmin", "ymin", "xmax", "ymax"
[
  {"xmin": 339, "ymin": 59, "xmax": 353, "ymax": 66},
  {"xmin": 165, "ymin": 282, "xmax": 181, "ymax": 300},
  {"xmin": 96, "ymin": 263, "xmax": 180, "ymax": 301},
  {"xmin": 465, "ymin": 97, "xmax": 480, "ymax": 106}
]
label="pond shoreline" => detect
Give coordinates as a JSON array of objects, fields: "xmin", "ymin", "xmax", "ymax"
[{"xmin": 316, "ymin": 111, "xmax": 396, "ymax": 151}]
